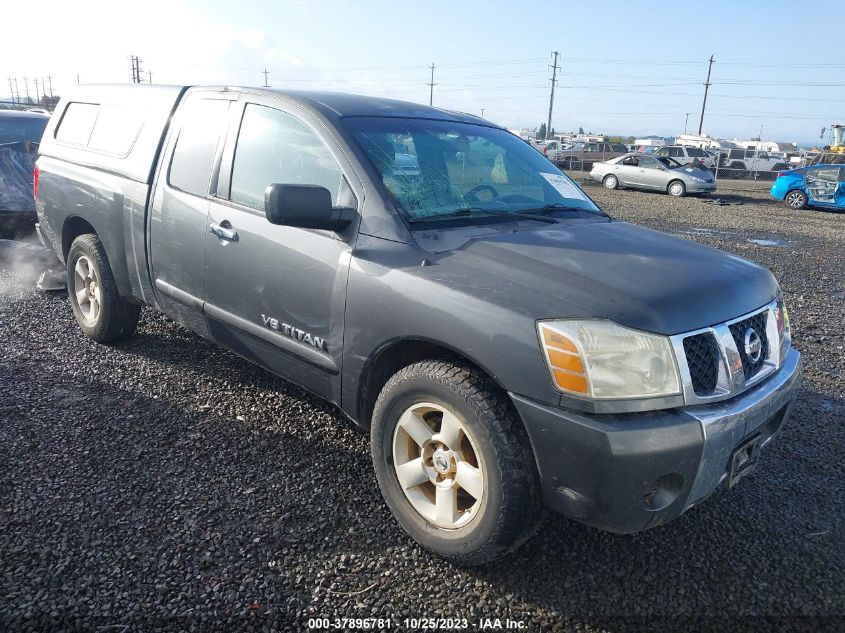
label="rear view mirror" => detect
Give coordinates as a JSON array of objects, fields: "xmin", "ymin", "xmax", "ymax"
[{"xmin": 264, "ymin": 184, "xmax": 355, "ymax": 232}]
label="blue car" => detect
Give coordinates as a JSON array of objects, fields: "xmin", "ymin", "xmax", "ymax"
[{"xmin": 770, "ymin": 164, "xmax": 845, "ymax": 211}]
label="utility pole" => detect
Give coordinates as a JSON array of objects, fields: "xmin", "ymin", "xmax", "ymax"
[
  {"xmin": 34, "ymin": 78, "xmax": 40, "ymax": 105},
  {"xmin": 427, "ymin": 63, "xmax": 436, "ymax": 106},
  {"xmin": 684, "ymin": 113, "xmax": 690, "ymax": 134},
  {"xmin": 8, "ymin": 77, "xmax": 15, "ymax": 105},
  {"xmin": 23, "ymin": 76, "xmax": 31, "ymax": 104},
  {"xmin": 148, "ymin": 71, "xmax": 153, "ymax": 84},
  {"xmin": 129, "ymin": 55, "xmax": 144, "ymax": 84},
  {"xmin": 697, "ymin": 54, "xmax": 714, "ymax": 135},
  {"xmin": 76, "ymin": 74, "xmax": 81, "ymax": 84},
  {"xmin": 547, "ymin": 51, "xmax": 560, "ymax": 139},
  {"xmin": 47, "ymin": 76, "xmax": 54, "ymax": 101},
  {"xmin": 13, "ymin": 78, "xmax": 20, "ymax": 105},
  {"xmin": 480, "ymin": 108, "xmax": 485, "ymax": 118},
  {"xmin": 262, "ymin": 68, "xmax": 270, "ymax": 87}
]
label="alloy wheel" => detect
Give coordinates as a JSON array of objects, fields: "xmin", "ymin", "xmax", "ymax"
[
  {"xmin": 392, "ymin": 402, "xmax": 484, "ymax": 529},
  {"xmin": 786, "ymin": 192, "xmax": 806, "ymax": 209},
  {"xmin": 73, "ymin": 255, "xmax": 101, "ymax": 325}
]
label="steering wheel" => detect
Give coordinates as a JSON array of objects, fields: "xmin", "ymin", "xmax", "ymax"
[{"xmin": 465, "ymin": 184, "xmax": 499, "ymax": 201}]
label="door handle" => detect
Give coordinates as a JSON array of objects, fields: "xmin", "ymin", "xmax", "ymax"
[{"xmin": 209, "ymin": 222, "xmax": 237, "ymax": 242}]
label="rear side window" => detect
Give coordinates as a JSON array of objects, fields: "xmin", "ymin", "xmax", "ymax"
[
  {"xmin": 688, "ymin": 148, "xmax": 705, "ymax": 157},
  {"xmin": 88, "ymin": 106, "xmax": 144, "ymax": 156},
  {"xmin": 55, "ymin": 102, "xmax": 100, "ymax": 145},
  {"xmin": 55, "ymin": 102, "xmax": 144, "ymax": 156},
  {"xmin": 168, "ymin": 98, "xmax": 231, "ymax": 197},
  {"xmin": 812, "ymin": 167, "xmax": 840, "ymax": 182},
  {"xmin": 230, "ymin": 104, "xmax": 343, "ymax": 211}
]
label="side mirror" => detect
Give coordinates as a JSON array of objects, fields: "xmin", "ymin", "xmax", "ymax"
[{"xmin": 264, "ymin": 184, "xmax": 355, "ymax": 232}]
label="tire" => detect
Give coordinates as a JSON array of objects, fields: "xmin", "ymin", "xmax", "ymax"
[
  {"xmin": 371, "ymin": 359, "xmax": 542, "ymax": 566},
  {"xmin": 785, "ymin": 189, "xmax": 808, "ymax": 210},
  {"xmin": 667, "ymin": 180, "xmax": 686, "ymax": 197},
  {"xmin": 602, "ymin": 174, "xmax": 619, "ymax": 190},
  {"xmin": 67, "ymin": 233, "xmax": 141, "ymax": 342}
]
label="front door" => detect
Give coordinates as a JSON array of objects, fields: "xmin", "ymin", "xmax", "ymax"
[
  {"xmin": 637, "ymin": 156, "xmax": 666, "ymax": 189},
  {"xmin": 203, "ymin": 99, "xmax": 359, "ymax": 400}
]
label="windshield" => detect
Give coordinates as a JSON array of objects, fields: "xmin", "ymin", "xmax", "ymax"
[
  {"xmin": 0, "ymin": 116, "xmax": 48, "ymax": 144},
  {"xmin": 345, "ymin": 117, "xmax": 601, "ymax": 221},
  {"xmin": 656, "ymin": 156, "xmax": 684, "ymax": 169}
]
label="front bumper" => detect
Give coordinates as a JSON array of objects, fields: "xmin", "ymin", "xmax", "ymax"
[
  {"xmin": 687, "ymin": 180, "xmax": 717, "ymax": 193},
  {"xmin": 511, "ymin": 347, "xmax": 802, "ymax": 534}
]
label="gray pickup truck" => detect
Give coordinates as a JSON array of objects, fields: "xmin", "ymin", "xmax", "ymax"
[{"xmin": 35, "ymin": 85, "xmax": 802, "ymax": 565}]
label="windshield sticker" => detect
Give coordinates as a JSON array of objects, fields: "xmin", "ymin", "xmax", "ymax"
[{"xmin": 540, "ymin": 173, "xmax": 588, "ymax": 200}]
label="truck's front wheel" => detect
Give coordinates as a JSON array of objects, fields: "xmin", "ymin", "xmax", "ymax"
[
  {"xmin": 371, "ymin": 360, "xmax": 542, "ymax": 565},
  {"xmin": 67, "ymin": 234, "xmax": 140, "ymax": 342}
]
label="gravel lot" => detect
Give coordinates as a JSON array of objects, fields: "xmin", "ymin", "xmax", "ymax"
[{"xmin": 1, "ymin": 188, "xmax": 843, "ymax": 632}]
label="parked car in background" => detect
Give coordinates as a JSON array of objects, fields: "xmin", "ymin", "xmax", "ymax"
[
  {"xmin": 0, "ymin": 110, "xmax": 50, "ymax": 238},
  {"xmin": 590, "ymin": 153, "xmax": 716, "ymax": 197},
  {"xmin": 654, "ymin": 145, "xmax": 716, "ymax": 170},
  {"xmin": 548, "ymin": 141, "xmax": 628, "ymax": 169},
  {"xmin": 770, "ymin": 164, "xmax": 845, "ymax": 210},
  {"xmin": 718, "ymin": 148, "xmax": 790, "ymax": 179}
]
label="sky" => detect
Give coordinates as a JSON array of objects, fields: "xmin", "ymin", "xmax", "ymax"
[{"xmin": 2, "ymin": 0, "xmax": 843, "ymax": 145}]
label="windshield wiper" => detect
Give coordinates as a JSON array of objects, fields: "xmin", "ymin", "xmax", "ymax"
[
  {"xmin": 518, "ymin": 203, "xmax": 613, "ymax": 220},
  {"xmin": 409, "ymin": 206, "xmax": 557, "ymax": 224}
]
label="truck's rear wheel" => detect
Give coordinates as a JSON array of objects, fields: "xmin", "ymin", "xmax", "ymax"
[
  {"xmin": 67, "ymin": 234, "xmax": 140, "ymax": 342},
  {"xmin": 371, "ymin": 359, "xmax": 542, "ymax": 565}
]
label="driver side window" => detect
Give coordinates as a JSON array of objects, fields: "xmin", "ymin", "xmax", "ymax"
[{"xmin": 230, "ymin": 104, "xmax": 343, "ymax": 211}]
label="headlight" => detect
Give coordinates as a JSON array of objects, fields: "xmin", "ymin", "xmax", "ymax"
[
  {"xmin": 538, "ymin": 320, "xmax": 681, "ymax": 400},
  {"xmin": 689, "ymin": 176, "xmax": 705, "ymax": 182}
]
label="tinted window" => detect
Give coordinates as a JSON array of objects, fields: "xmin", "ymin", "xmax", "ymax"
[
  {"xmin": 168, "ymin": 98, "xmax": 230, "ymax": 197},
  {"xmin": 230, "ymin": 104, "xmax": 342, "ymax": 210},
  {"xmin": 55, "ymin": 102, "xmax": 99, "ymax": 145},
  {"xmin": 687, "ymin": 148, "xmax": 706, "ymax": 157},
  {"xmin": 611, "ymin": 144, "xmax": 627, "ymax": 152},
  {"xmin": 88, "ymin": 105, "xmax": 144, "ymax": 156},
  {"xmin": 0, "ymin": 116, "xmax": 48, "ymax": 144}
]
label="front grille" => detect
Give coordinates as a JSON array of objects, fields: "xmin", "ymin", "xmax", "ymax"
[
  {"xmin": 728, "ymin": 311, "xmax": 770, "ymax": 380},
  {"xmin": 683, "ymin": 332, "xmax": 720, "ymax": 395}
]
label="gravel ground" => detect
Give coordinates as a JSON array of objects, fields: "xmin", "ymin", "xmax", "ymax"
[{"xmin": 1, "ymin": 189, "xmax": 843, "ymax": 632}]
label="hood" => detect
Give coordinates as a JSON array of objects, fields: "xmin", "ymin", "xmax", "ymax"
[
  {"xmin": 429, "ymin": 220, "xmax": 778, "ymax": 335},
  {"xmin": 674, "ymin": 165, "xmax": 714, "ymax": 180}
]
